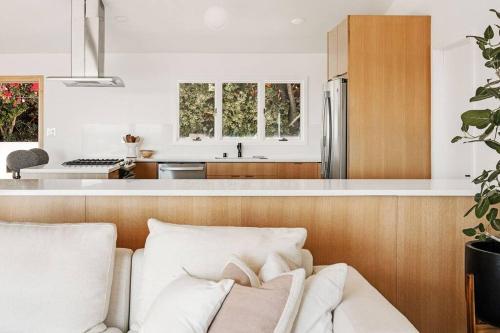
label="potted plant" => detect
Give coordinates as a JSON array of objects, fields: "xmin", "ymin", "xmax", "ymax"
[{"xmin": 452, "ymin": 9, "xmax": 500, "ymax": 327}]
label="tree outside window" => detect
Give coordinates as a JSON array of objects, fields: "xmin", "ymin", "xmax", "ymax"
[
  {"xmin": 0, "ymin": 82, "xmax": 40, "ymax": 142},
  {"xmin": 179, "ymin": 83, "xmax": 215, "ymax": 139},
  {"xmin": 265, "ymin": 83, "xmax": 301, "ymax": 138},
  {"xmin": 222, "ymin": 83, "xmax": 258, "ymax": 138}
]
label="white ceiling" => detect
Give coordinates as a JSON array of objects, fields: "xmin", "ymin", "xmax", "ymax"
[{"xmin": 0, "ymin": 0, "xmax": 394, "ymax": 54}]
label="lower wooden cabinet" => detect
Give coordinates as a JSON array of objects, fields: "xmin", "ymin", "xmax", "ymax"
[
  {"xmin": 135, "ymin": 162, "xmax": 320, "ymax": 179},
  {"xmin": 134, "ymin": 162, "xmax": 158, "ymax": 179},
  {"xmin": 206, "ymin": 162, "xmax": 321, "ymax": 179}
]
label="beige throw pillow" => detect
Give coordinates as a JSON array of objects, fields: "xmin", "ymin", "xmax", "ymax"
[{"xmin": 210, "ymin": 257, "xmax": 305, "ymax": 333}]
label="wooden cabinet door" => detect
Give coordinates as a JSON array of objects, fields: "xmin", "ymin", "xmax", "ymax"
[
  {"xmin": 337, "ymin": 18, "xmax": 348, "ymax": 75},
  {"xmin": 347, "ymin": 16, "xmax": 431, "ymax": 179},
  {"xmin": 277, "ymin": 163, "xmax": 321, "ymax": 179},
  {"xmin": 206, "ymin": 163, "xmax": 278, "ymax": 179},
  {"xmin": 327, "ymin": 27, "xmax": 338, "ymax": 80},
  {"xmin": 134, "ymin": 162, "xmax": 158, "ymax": 179}
]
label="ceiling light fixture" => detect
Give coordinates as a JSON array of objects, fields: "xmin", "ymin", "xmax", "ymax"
[
  {"xmin": 204, "ymin": 6, "xmax": 228, "ymax": 31},
  {"xmin": 291, "ymin": 18, "xmax": 305, "ymax": 25}
]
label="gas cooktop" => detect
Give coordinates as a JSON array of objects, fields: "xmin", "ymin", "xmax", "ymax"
[{"xmin": 62, "ymin": 159, "xmax": 123, "ymax": 166}]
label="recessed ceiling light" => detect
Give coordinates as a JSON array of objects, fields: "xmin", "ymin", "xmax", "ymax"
[
  {"xmin": 204, "ymin": 6, "xmax": 228, "ymax": 31},
  {"xmin": 114, "ymin": 16, "xmax": 128, "ymax": 23},
  {"xmin": 291, "ymin": 18, "xmax": 305, "ymax": 25}
]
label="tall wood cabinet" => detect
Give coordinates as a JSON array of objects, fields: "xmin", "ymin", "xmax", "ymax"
[{"xmin": 328, "ymin": 16, "xmax": 431, "ymax": 179}]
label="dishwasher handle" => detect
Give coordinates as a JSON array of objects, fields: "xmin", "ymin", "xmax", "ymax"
[{"xmin": 161, "ymin": 166, "xmax": 205, "ymax": 171}]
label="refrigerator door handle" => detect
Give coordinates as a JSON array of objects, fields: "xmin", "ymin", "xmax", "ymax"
[
  {"xmin": 323, "ymin": 91, "xmax": 333, "ymax": 179},
  {"xmin": 321, "ymin": 91, "xmax": 329, "ymax": 178}
]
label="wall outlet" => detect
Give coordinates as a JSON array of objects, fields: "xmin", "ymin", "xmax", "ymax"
[{"xmin": 46, "ymin": 128, "xmax": 56, "ymax": 137}]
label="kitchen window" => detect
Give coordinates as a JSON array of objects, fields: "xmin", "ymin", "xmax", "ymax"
[
  {"xmin": 0, "ymin": 76, "xmax": 43, "ymax": 179},
  {"xmin": 177, "ymin": 80, "xmax": 304, "ymax": 143},
  {"xmin": 264, "ymin": 83, "xmax": 301, "ymax": 139},
  {"xmin": 178, "ymin": 82, "xmax": 215, "ymax": 140},
  {"xmin": 222, "ymin": 83, "xmax": 258, "ymax": 138}
]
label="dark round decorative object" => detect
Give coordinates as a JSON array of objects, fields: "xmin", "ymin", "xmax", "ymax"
[
  {"xmin": 465, "ymin": 240, "xmax": 500, "ymax": 327},
  {"xmin": 6, "ymin": 150, "xmax": 39, "ymax": 171},
  {"xmin": 29, "ymin": 148, "xmax": 49, "ymax": 165}
]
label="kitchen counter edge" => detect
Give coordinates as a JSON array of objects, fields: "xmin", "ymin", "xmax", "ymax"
[{"xmin": 0, "ymin": 179, "xmax": 477, "ymax": 197}]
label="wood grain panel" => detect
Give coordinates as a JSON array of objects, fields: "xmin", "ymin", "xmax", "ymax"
[
  {"xmin": 206, "ymin": 163, "xmax": 277, "ymax": 178},
  {"xmin": 347, "ymin": 16, "xmax": 431, "ymax": 179},
  {"xmin": 240, "ymin": 196, "xmax": 398, "ymax": 303},
  {"xmin": 397, "ymin": 197, "xmax": 476, "ymax": 333},
  {"xmin": 86, "ymin": 196, "xmax": 243, "ymax": 249},
  {"xmin": 276, "ymin": 163, "xmax": 320, "ymax": 179},
  {"xmin": 134, "ymin": 162, "xmax": 158, "ymax": 179},
  {"xmin": 327, "ymin": 27, "xmax": 338, "ymax": 80},
  {"xmin": 86, "ymin": 195, "xmax": 397, "ymax": 303},
  {"xmin": 0, "ymin": 196, "xmax": 85, "ymax": 222},
  {"xmin": 337, "ymin": 18, "xmax": 348, "ymax": 75}
]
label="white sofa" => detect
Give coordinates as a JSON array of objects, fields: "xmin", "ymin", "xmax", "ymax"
[{"xmin": 107, "ymin": 249, "xmax": 418, "ymax": 333}]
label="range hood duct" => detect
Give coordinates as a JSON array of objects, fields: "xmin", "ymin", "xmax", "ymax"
[{"xmin": 48, "ymin": 0, "xmax": 124, "ymax": 87}]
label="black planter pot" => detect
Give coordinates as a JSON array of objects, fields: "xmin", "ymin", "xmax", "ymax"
[{"xmin": 465, "ymin": 240, "xmax": 500, "ymax": 327}]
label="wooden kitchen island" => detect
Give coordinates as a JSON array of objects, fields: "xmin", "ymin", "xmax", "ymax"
[{"xmin": 0, "ymin": 179, "xmax": 479, "ymax": 333}]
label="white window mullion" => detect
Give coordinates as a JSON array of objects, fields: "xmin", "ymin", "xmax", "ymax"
[
  {"xmin": 257, "ymin": 82, "xmax": 265, "ymax": 141},
  {"xmin": 215, "ymin": 81, "xmax": 223, "ymax": 140}
]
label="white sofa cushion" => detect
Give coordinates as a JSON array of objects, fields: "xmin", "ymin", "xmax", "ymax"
[
  {"xmin": 0, "ymin": 222, "xmax": 116, "ymax": 333},
  {"xmin": 332, "ymin": 266, "xmax": 418, "ymax": 333},
  {"xmin": 292, "ymin": 263, "xmax": 348, "ymax": 333},
  {"xmin": 141, "ymin": 275, "xmax": 234, "ymax": 333},
  {"xmin": 136, "ymin": 219, "xmax": 307, "ymax": 327}
]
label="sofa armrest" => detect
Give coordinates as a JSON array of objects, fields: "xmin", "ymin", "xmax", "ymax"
[{"xmin": 333, "ymin": 267, "xmax": 418, "ymax": 333}]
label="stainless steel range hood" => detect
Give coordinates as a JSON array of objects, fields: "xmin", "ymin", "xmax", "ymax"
[{"xmin": 48, "ymin": 0, "xmax": 124, "ymax": 87}]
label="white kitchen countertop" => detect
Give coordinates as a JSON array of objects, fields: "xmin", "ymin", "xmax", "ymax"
[
  {"xmin": 20, "ymin": 162, "xmax": 120, "ymax": 174},
  {"xmin": 134, "ymin": 156, "xmax": 321, "ymax": 163},
  {"xmin": 0, "ymin": 179, "xmax": 477, "ymax": 196}
]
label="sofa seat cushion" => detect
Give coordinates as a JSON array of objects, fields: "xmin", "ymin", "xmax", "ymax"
[
  {"xmin": 0, "ymin": 222, "xmax": 116, "ymax": 333},
  {"xmin": 136, "ymin": 219, "xmax": 307, "ymax": 327}
]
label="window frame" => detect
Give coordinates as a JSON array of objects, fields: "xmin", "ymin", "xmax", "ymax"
[{"xmin": 175, "ymin": 78, "xmax": 307, "ymax": 146}]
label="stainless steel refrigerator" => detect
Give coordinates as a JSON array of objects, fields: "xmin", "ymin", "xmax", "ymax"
[{"xmin": 321, "ymin": 78, "xmax": 347, "ymax": 179}]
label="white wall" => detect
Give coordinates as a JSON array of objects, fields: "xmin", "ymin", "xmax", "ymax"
[
  {"xmin": 0, "ymin": 53, "xmax": 325, "ymax": 162},
  {"xmin": 387, "ymin": 0, "xmax": 499, "ymax": 178}
]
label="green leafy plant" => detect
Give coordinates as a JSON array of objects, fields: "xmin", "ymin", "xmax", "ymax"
[
  {"xmin": 453, "ymin": 9, "xmax": 500, "ymax": 241},
  {"xmin": 0, "ymin": 82, "xmax": 39, "ymax": 142}
]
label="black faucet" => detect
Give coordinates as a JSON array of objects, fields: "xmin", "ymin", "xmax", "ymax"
[{"xmin": 237, "ymin": 142, "xmax": 242, "ymax": 158}]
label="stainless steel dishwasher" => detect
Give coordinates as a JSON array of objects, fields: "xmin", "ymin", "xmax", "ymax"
[{"xmin": 158, "ymin": 162, "xmax": 206, "ymax": 179}]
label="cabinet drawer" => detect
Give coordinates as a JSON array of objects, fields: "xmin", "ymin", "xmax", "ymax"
[
  {"xmin": 277, "ymin": 163, "xmax": 321, "ymax": 179},
  {"xmin": 206, "ymin": 163, "xmax": 277, "ymax": 177}
]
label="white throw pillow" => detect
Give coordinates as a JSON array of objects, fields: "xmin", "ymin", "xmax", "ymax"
[
  {"xmin": 141, "ymin": 275, "xmax": 234, "ymax": 333},
  {"xmin": 0, "ymin": 222, "xmax": 116, "ymax": 333},
  {"xmin": 259, "ymin": 252, "xmax": 292, "ymax": 282},
  {"xmin": 291, "ymin": 263, "xmax": 348, "ymax": 333},
  {"xmin": 137, "ymin": 219, "xmax": 307, "ymax": 326}
]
